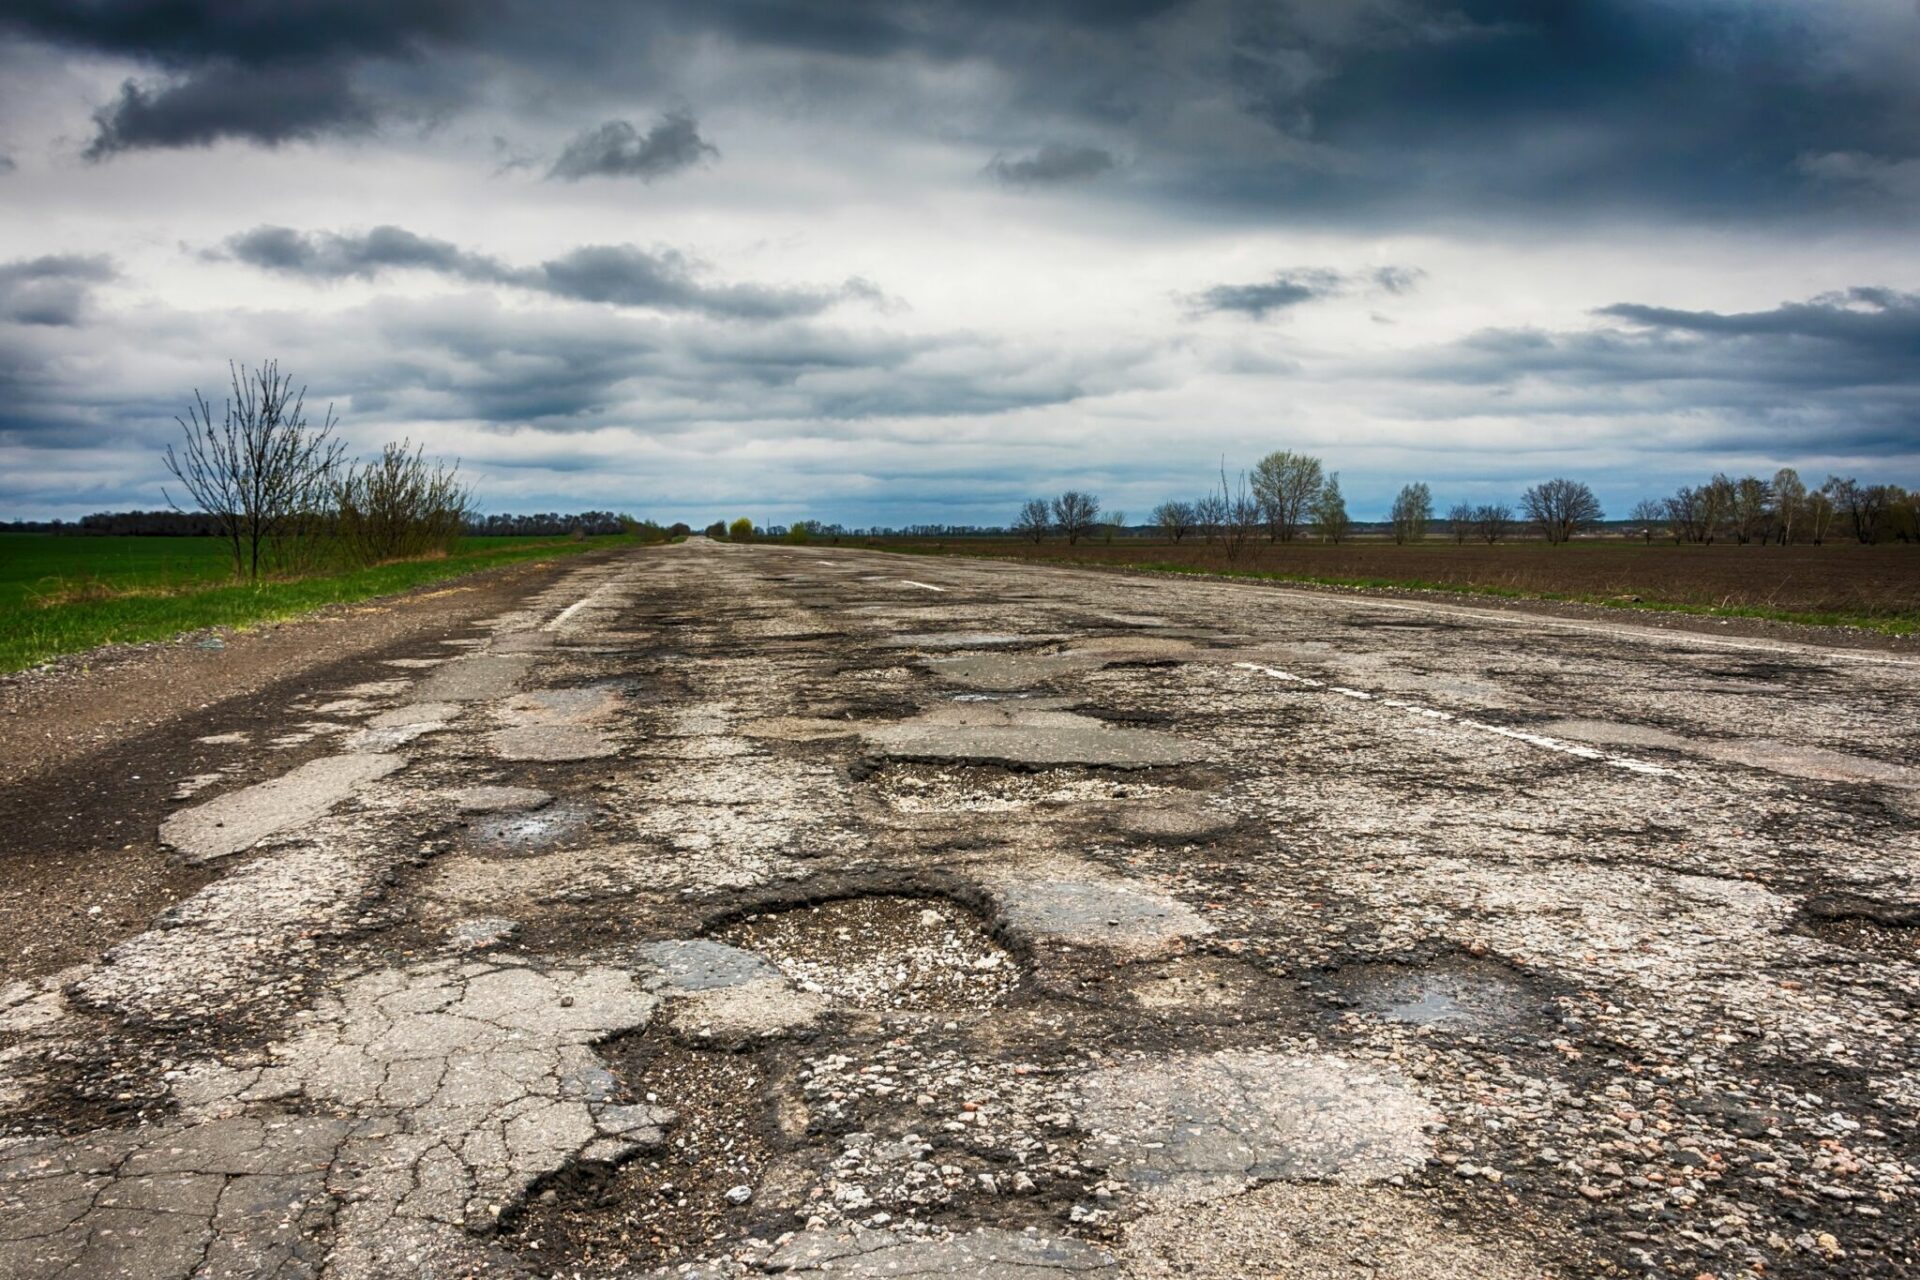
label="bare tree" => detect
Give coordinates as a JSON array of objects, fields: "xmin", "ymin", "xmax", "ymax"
[
  {"xmin": 1217, "ymin": 465, "xmax": 1260, "ymax": 567},
  {"xmin": 1153, "ymin": 500, "xmax": 1196, "ymax": 542},
  {"xmin": 1051, "ymin": 490, "xmax": 1101, "ymax": 544},
  {"xmin": 1521, "ymin": 478, "xmax": 1603, "ymax": 545},
  {"xmin": 1771, "ymin": 467, "xmax": 1806, "ymax": 545},
  {"xmin": 1389, "ymin": 482, "xmax": 1432, "ymax": 545},
  {"xmin": 1250, "ymin": 450, "xmax": 1324, "ymax": 542},
  {"xmin": 1310, "ymin": 473, "xmax": 1351, "ymax": 543},
  {"xmin": 1806, "ymin": 486, "xmax": 1837, "ymax": 544},
  {"xmin": 1014, "ymin": 498, "xmax": 1051, "ymax": 543},
  {"xmin": 334, "ymin": 440, "xmax": 476, "ymax": 566},
  {"xmin": 1701, "ymin": 473, "xmax": 1736, "ymax": 544},
  {"xmin": 1730, "ymin": 475, "xmax": 1772, "ymax": 545},
  {"xmin": 1193, "ymin": 491, "xmax": 1226, "ymax": 544},
  {"xmin": 1472, "ymin": 502, "xmax": 1513, "ymax": 544},
  {"xmin": 1628, "ymin": 499, "xmax": 1665, "ymax": 544},
  {"xmin": 1446, "ymin": 501, "xmax": 1473, "ymax": 544},
  {"xmin": 164, "ymin": 360, "xmax": 344, "ymax": 582}
]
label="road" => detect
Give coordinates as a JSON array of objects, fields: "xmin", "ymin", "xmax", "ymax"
[{"xmin": 3, "ymin": 538, "xmax": 1917, "ymax": 1279}]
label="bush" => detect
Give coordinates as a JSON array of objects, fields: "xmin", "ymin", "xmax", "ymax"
[{"xmin": 729, "ymin": 517, "xmax": 755, "ymax": 542}]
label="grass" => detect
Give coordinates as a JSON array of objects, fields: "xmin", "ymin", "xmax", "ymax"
[
  {"xmin": 864, "ymin": 537, "xmax": 1920, "ymax": 636},
  {"xmin": 0, "ymin": 533, "xmax": 637, "ymax": 673}
]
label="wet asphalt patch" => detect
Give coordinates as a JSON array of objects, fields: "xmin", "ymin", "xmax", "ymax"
[
  {"xmin": 464, "ymin": 798, "xmax": 598, "ymax": 857},
  {"xmin": 1319, "ymin": 957, "xmax": 1554, "ymax": 1035}
]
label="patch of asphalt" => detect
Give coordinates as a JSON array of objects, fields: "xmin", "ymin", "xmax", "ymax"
[
  {"xmin": 157, "ymin": 752, "xmax": 404, "ymax": 863},
  {"xmin": 860, "ymin": 704, "xmax": 1201, "ymax": 770},
  {"xmin": 449, "ymin": 784, "xmax": 555, "ymax": 813}
]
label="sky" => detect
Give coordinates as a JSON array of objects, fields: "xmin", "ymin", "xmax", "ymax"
[{"xmin": 1, "ymin": 0, "xmax": 1917, "ymax": 526}]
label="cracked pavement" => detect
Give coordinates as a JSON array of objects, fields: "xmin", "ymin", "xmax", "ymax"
[{"xmin": 3, "ymin": 540, "xmax": 1918, "ymax": 1278}]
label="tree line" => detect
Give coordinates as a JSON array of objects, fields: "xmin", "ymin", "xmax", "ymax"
[{"xmin": 1014, "ymin": 455, "xmax": 1919, "ymax": 548}]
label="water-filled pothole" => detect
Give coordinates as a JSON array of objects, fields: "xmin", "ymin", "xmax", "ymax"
[
  {"xmin": 1324, "ymin": 959, "xmax": 1545, "ymax": 1033},
  {"xmin": 465, "ymin": 799, "xmax": 596, "ymax": 857},
  {"xmin": 713, "ymin": 895, "xmax": 1020, "ymax": 1012}
]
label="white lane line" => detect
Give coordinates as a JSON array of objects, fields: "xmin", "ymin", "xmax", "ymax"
[
  {"xmin": 1233, "ymin": 662, "xmax": 1675, "ymax": 777},
  {"xmin": 899, "ymin": 580, "xmax": 947, "ymax": 592}
]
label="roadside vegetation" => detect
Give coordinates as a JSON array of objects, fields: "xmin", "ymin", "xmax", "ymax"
[
  {"xmin": 887, "ymin": 454, "xmax": 1919, "ymax": 634},
  {"xmin": 0, "ymin": 360, "xmax": 680, "ymax": 672}
]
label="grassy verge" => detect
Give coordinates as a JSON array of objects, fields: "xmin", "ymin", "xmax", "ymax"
[
  {"xmin": 0, "ymin": 534, "xmax": 637, "ymax": 673},
  {"xmin": 870, "ymin": 544, "xmax": 1920, "ymax": 637}
]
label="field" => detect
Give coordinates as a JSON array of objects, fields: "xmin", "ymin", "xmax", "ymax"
[
  {"xmin": 0, "ymin": 532, "xmax": 634, "ymax": 672},
  {"xmin": 868, "ymin": 536, "xmax": 1920, "ymax": 634}
]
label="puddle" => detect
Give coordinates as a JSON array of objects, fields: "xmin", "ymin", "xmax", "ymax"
[
  {"xmin": 1325, "ymin": 960, "xmax": 1543, "ymax": 1032},
  {"xmin": 714, "ymin": 896, "xmax": 1019, "ymax": 1013},
  {"xmin": 466, "ymin": 800, "xmax": 596, "ymax": 857}
]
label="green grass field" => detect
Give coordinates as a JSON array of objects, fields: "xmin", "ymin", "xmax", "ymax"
[{"xmin": 0, "ymin": 533, "xmax": 635, "ymax": 673}]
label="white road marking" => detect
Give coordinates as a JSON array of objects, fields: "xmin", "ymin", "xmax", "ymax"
[
  {"xmin": 546, "ymin": 597, "xmax": 596, "ymax": 629},
  {"xmin": 1233, "ymin": 662, "xmax": 1676, "ymax": 777},
  {"xmin": 899, "ymin": 580, "xmax": 947, "ymax": 592}
]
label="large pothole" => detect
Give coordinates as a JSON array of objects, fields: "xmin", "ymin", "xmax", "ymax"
[
  {"xmin": 1322, "ymin": 958, "xmax": 1549, "ymax": 1035},
  {"xmin": 714, "ymin": 896, "xmax": 1021, "ymax": 1013},
  {"xmin": 464, "ymin": 799, "xmax": 597, "ymax": 857}
]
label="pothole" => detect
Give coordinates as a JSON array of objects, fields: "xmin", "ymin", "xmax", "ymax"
[
  {"xmin": 870, "ymin": 762, "xmax": 1164, "ymax": 814},
  {"xmin": 465, "ymin": 799, "xmax": 596, "ymax": 857},
  {"xmin": 1795, "ymin": 892, "xmax": 1920, "ymax": 960},
  {"xmin": 714, "ymin": 896, "xmax": 1020, "ymax": 1013},
  {"xmin": 506, "ymin": 1040, "xmax": 779, "ymax": 1275},
  {"xmin": 1322, "ymin": 959, "xmax": 1546, "ymax": 1033}
]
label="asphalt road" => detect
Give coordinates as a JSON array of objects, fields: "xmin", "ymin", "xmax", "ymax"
[{"xmin": 3, "ymin": 538, "xmax": 1917, "ymax": 1279}]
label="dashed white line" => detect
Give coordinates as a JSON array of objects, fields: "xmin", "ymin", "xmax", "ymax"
[
  {"xmin": 899, "ymin": 580, "xmax": 947, "ymax": 592},
  {"xmin": 1233, "ymin": 662, "xmax": 1676, "ymax": 777}
]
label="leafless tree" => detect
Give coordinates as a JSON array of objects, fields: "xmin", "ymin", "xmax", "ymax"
[
  {"xmin": 1772, "ymin": 467, "xmax": 1806, "ymax": 544},
  {"xmin": 1193, "ymin": 491, "xmax": 1226, "ymax": 544},
  {"xmin": 1446, "ymin": 501, "xmax": 1473, "ymax": 544},
  {"xmin": 1521, "ymin": 478, "xmax": 1603, "ymax": 545},
  {"xmin": 164, "ymin": 360, "xmax": 344, "ymax": 582},
  {"xmin": 1472, "ymin": 502, "xmax": 1513, "ymax": 544},
  {"xmin": 1805, "ymin": 486, "xmax": 1837, "ymax": 544},
  {"xmin": 334, "ymin": 440, "xmax": 476, "ymax": 566},
  {"xmin": 1701, "ymin": 473, "xmax": 1736, "ymax": 543},
  {"xmin": 1730, "ymin": 475, "xmax": 1772, "ymax": 544},
  {"xmin": 1051, "ymin": 490, "xmax": 1101, "ymax": 544},
  {"xmin": 1153, "ymin": 500, "xmax": 1195, "ymax": 542},
  {"xmin": 1628, "ymin": 499, "xmax": 1665, "ymax": 544},
  {"xmin": 1014, "ymin": 498, "xmax": 1050, "ymax": 543},
  {"xmin": 1388, "ymin": 482, "xmax": 1432, "ymax": 544},
  {"xmin": 1250, "ymin": 450, "xmax": 1324, "ymax": 542},
  {"xmin": 1309, "ymin": 473, "xmax": 1351, "ymax": 543},
  {"xmin": 1216, "ymin": 464, "xmax": 1260, "ymax": 566}
]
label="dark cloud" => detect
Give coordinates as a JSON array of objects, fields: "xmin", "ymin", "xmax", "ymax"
[
  {"xmin": 219, "ymin": 225, "xmax": 874, "ymax": 320},
  {"xmin": 0, "ymin": 153, "xmax": 15, "ymax": 174},
  {"xmin": 549, "ymin": 114, "xmax": 717, "ymax": 182},
  {"xmin": 1193, "ymin": 265, "xmax": 1420, "ymax": 318},
  {"xmin": 0, "ymin": 254, "xmax": 116, "ymax": 326},
  {"xmin": 984, "ymin": 143, "xmax": 1116, "ymax": 188},
  {"xmin": 84, "ymin": 60, "xmax": 372, "ymax": 156},
  {"xmin": 0, "ymin": 0, "xmax": 481, "ymax": 64}
]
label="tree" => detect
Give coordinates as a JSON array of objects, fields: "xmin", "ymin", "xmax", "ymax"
[
  {"xmin": 1389, "ymin": 482, "xmax": 1433, "ymax": 545},
  {"xmin": 1051, "ymin": 490, "xmax": 1101, "ymax": 544},
  {"xmin": 1250, "ymin": 450, "xmax": 1324, "ymax": 542},
  {"xmin": 1521, "ymin": 479, "xmax": 1603, "ymax": 544},
  {"xmin": 786, "ymin": 520, "xmax": 816, "ymax": 545},
  {"xmin": 1153, "ymin": 500, "xmax": 1196, "ymax": 542},
  {"xmin": 729, "ymin": 517, "xmax": 755, "ymax": 542},
  {"xmin": 703, "ymin": 520, "xmax": 727, "ymax": 539},
  {"xmin": 1193, "ymin": 492, "xmax": 1226, "ymax": 544},
  {"xmin": 1730, "ymin": 475, "xmax": 1771, "ymax": 545},
  {"xmin": 1217, "ymin": 465, "xmax": 1260, "ymax": 566},
  {"xmin": 1446, "ymin": 502, "xmax": 1473, "ymax": 544},
  {"xmin": 1473, "ymin": 502, "xmax": 1513, "ymax": 544},
  {"xmin": 334, "ymin": 439, "xmax": 474, "ymax": 567},
  {"xmin": 1628, "ymin": 499, "xmax": 1665, "ymax": 545},
  {"xmin": 1310, "ymin": 473, "xmax": 1351, "ymax": 543},
  {"xmin": 1014, "ymin": 499, "xmax": 1051, "ymax": 543},
  {"xmin": 163, "ymin": 359, "xmax": 345, "ymax": 582},
  {"xmin": 1772, "ymin": 468, "xmax": 1806, "ymax": 545},
  {"xmin": 1104, "ymin": 510, "xmax": 1127, "ymax": 543},
  {"xmin": 1805, "ymin": 487, "xmax": 1837, "ymax": 544},
  {"xmin": 1701, "ymin": 473, "xmax": 1736, "ymax": 544}
]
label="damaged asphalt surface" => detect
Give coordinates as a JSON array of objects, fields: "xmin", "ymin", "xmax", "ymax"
[{"xmin": 2, "ymin": 538, "xmax": 1917, "ymax": 1278}]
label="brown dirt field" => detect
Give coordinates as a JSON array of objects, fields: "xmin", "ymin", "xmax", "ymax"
[{"xmin": 867, "ymin": 537, "xmax": 1920, "ymax": 624}]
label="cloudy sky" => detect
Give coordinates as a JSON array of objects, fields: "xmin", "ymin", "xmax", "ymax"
[{"xmin": 2, "ymin": 1, "xmax": 1917, "ymax": 525}]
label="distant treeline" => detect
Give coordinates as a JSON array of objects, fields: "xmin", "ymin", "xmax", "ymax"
[{"xmin": 3, "ymin": 510, "xmax": 684, "ymax": 539}]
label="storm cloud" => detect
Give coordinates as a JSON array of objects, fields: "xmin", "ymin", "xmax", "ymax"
[
  {"xmin": 220, "ymin": 226, "xmax": 874, "ymax": 321},
  {"xmin": 984, "ymin": 144, "xmax": 1116, "ymax": 188},
  {"xmin": 0, "ymin": 254, "xmax": 117, "ymax": 327},
  {"xmin": 1193, "ymin": 266, "xmax": 1423, "ymax": 318},
  {"xmin": 549, "ymin": 114, "xmax": 718, "ymax": 182}
]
